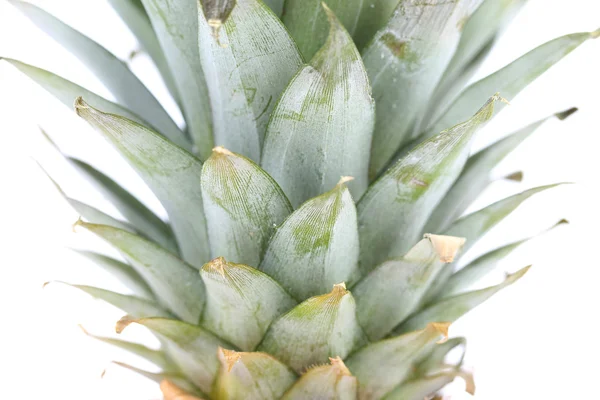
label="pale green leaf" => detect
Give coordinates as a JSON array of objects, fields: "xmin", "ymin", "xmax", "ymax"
[
  {"xmin": 281, "ymin": 357, "xmax": 357, "ymax": 400},
  {"xmin": 422, "ymin": 29, "xmax": 598, "ymax": 139},
  {"xmin": 261, "ymin": 7, "xmax": 374, "ymax": 207},
  {"xmin": 197, "ymin": 0, "xmax": 304, "ymax": 162},
  {"xmin": 119, "ymin": 317, "xmax": 228, "ymax": 395},
  {"xmin": 382, "ymin": 373, "xmax": 456, "ymax": 400},
  {"xmin": 75, "ymin": 99, "xmax": 210, "ymax": 267},
  {"xmin": 200, "ymin": 257, "xmax": 297, "ymax": 351},
  {"xmin": 357, "ymin": 95, "xmax": 500, "ymax": 274},
  {"xmin": 353, "ymin": 235, "xmax": 465, "ymax": 341},
  {"xmin": 141, "ymin": 0, "xmax": 213, "ymax": 160},
  {"xmin": 69, "ymin": 158, "xmax": 178, "ymax": 254},
  {"xmin": 200, "ymin": 147, "xmax": 292, "ymax": 267},
  {"xmin": 424, "ymin": 108, "xmax": 577, "ymax": 234},
  {"xmin": 364, "ymin": 0, "xmax": 483, "ymax": 178},
  {"xmin": 259, "ymin": 179, "xmax": 360, "ymax": 300},
  {"xmin": 212, "ymin": 348, "xmax": 297, "ymax": 400},
  {"xmin": 415, "ymin": 337, "xmax": 466, "ymax": 377},
  {"xmin": 345, "ymin": 322, "xmax": 450, "ymax": 400},
  {"xmin": 71, "ymin": 250, "xmax": 154, "ymax": 300},
  {"xmin": 106, "ymin": 0, "xmax": 179, "ymax": 104},
  {"xmin": 396, "ymin": 266, "xmax": 529, "ymax": 334},
  {"xmin": 8, "ymin": 0, "xmax": 189, "ymax": 149},
  {"xmin": 77, "ymin": 222, "xmax": 205, "ymax": 324},
  {"xmin": 258, "ymin": 283, "xmax": 366, "ymax": 373}
]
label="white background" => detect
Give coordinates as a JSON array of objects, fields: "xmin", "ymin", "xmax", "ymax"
[{"xmin": 0, "ymin": 1, "xmax": 598, "ymax": 399}]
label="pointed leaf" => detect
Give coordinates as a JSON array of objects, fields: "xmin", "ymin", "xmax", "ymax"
[
  {"xmin": 75, "ymin": 99, "xmax": 210, "ymax": 267},
  {"xmin": 258, "ymin": 283, "xmax": 366, "ymax": 373},
  {"xmin": 197, "ymin": 0, "xmax": 304, "ymax": 162},
  {"xmin": 281, "ymin": 357, "xmax": 357, "ymax": 400},
  {"xmin": 364, "ymin": 0, "xmax": 483, "ymax": 178},
  {"xmin": 354, "ymin": 235, "xmax": 465, "ymax": 341},
  {"xmin": 424, "ymin": 108, "xmax": 577, "ymax": 233},
  {"xmin": 382, "ymin": 373, "xmax": 456, "ymax": 400},
  {"xmin": 200, "ymin": 257, "xmax": 297, "ymax": 351},
  {"xmin": 8, "ymin": 0, "xmax": 189, "ymax": 149},
  {"xmin": 200, "ymin": 147, "xmax": 292, "ymax": 267},
  {"xmin": 396, "ymin": 266, "xmax": 529, "ymax": 334},
  {"xmin": 77, "ymin": 222, "xmax": 204, "ymax": 324},
  {"xmin": 261, "ymin": 7, "xmax": 374, "ymax": 207},
  {"xmin": 357, "ymin": 95, "xmax": 500, "ymax": 274},
  {"xmin": 106, "ymin": 0, "xmax": 179, "ymax": 104},
  {"xmin": 345, "ymin": 322, "xmax": 450, "ymax": 400},
  {"xmin": 212, "ymin": 348, "xmax": 297, "ymax": 400},
  {"xmin": 259, "ymin": 179, "xmax": 360, "ymax": 300},
  {"xmin": 416, "ymin": 337, "xmax": 466, "ymax": 377},
  {"xmin": 423, "ymin": 29, "xmax": 598, "ymax": 139},
  {"xmin": 71, "ymin": 250, "xmax": 154, "ymax": 300},
  {"xmin": 141, "ymin": 0, "xmax": 213, "ymax": 159},
  {"xmin": 121, "ymin": 318, "xmax": 228, "ymax": 395}
]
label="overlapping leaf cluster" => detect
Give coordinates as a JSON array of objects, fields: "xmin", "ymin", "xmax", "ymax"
[{"xmin": 6, "ymin": 0, "xmax": 596, "ymax": 399}]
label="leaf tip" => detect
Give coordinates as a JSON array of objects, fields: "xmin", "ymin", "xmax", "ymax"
[
  {"xmin": 555, "ymin": 107, "xmax": 578, "ymax": 120},
  {"xmin": 337, "ymin": 175, "xmax": 354, "ymax": 186},
  {"xmin": 115, "ymin": 315, "xmax": 136, "ymax": 334},
  {"xmin": 425, "ymin": 234, "xmax": 466, "ymax": 263},
  {"xmin": 328, "ymin": 356, "xmax": 351, "ymax": 376},
  {"xmin": 504, "ymin": 171, "xmax": 524, "ymax": 182},
  {"xmin": 203, "ymin": 256, "xmax": 228, "ymax": 276},
  {"xmin": 218, "ymin": 347, "xmax": 241, "ymax": 372},
  {"xmin": 73, "ymin": 96, "xmax": 90, "ymax": 114},
  {"xmin": 426, "ymin": 322, "xmax": 451, "ymax": 343},
  {"xmin": 332, "ymin": 282, "xmax": 348, "ymax": 295},
  {"xmin": 212, "ymin": 145, "xmax": 234, "ymax": 156},
  {"xmin": 591, "ymin": 28, "xmax": 600, "ymax": 39}
]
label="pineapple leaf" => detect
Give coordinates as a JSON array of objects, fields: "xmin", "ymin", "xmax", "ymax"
[
  {"xmin": 76, "ymin": 222, "xmax": 205, "ymax": 324},
  {"xmin": 7, "ymin": 0, "xmax": 189, "ymax": 150},
  {"xmin": 197, "ymin": 0, "xmax": 304, "ymax": 162},
  {"xmin": 141, "ymin": 0, "xmax": 213, "ymax": 160},
  {"xmin": 212, "ymin": 348, "xmax": 297, "ymax": 400},
  {"xmin": 106, "ymin": 0, "xmax": 179, "ymax": 104},
  {"xmin": 161, "ymin": 380, "xmax": 206, "ymax": 400},
  {"xmin": 75, "ymin": 99, "xmax": 210, "ymax": 267},
  {"xmin": 70, "ymin": 250, "xmax": 154, "ymax": 300},
  {"xmin": 259, "ymin": 178, "xmax": 360, "ymax": 300},
  {"xmin": 382, "ymin": 373, "xmax": 459, "ymax": 400},
  {"xmin": 425, "ymin": 108, "xmax": 577, "ymax": 233},
  {"xmin": 49, "ymin": 282, "xmax": 171, "ymax": 319},
  {"xmin": 396, "ymin": 266, "xmax": 530, "ymax": 334},
  {"xmin": 281, "ymin": 357, "xmax": 357, "ymax": 400},
  {"xmin": 118, "ymin": 317, "xmax": 228, "ymax": 395},
  {"xmin": 416, "ymin": 337, "xmax": 467, "ymax": 376},
  {"xmin": 283, "ymin": 0, "xmax": 401, "ymax": 59},
  {"xmin": 353, "ymin": 235, "xmax": 465, "ymax": 341},
  {"xmin": 345, "ymin": 322, "xmax": 450, "ymax": 400},
  {"xmin": 422, "ymin": 29, "xmax": 598, "ymax": 139},
  {"xmin": 357, "ymin": 95, "xmax": 501, "ymax": 274},
  {"xmin": 200, "ymin": 147, "xmax": 293, "ymax": 267},
  {"xmin": 69, "ymin": 158, "xmax": 178, "ymax": 254},
  {"xmin": 258, "ymin": 283, "xmax": 366, "ymax": 373},
  {"xmin": 364, "ymin": 0, "xmax": 483, "ymax": 178},
  {"xmin": 200, "ymin": 257, "xmax": 297, "ymax": 351},
  {"xmin": 262, "ymin": 6, "xmax": 374, "ymax": 207}
]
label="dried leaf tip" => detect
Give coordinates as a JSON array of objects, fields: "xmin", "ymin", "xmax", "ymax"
[
  {"xmin": 337, "ymin": 176, "xmax": 355, "ymax": 186},
  {"xmin": 591, "ymin": 28, "xmax": 600, "ymax": 39},
  {"xmin": 115, "ymin": 315, "xmax": 136, "ymax": 334},
  {"xmin": 456, "ymin": 369, "xmax": 476, "ymax": 395},
  {"xmin": 73, "ymin": 96, "xmax": 90, "ymax": 113},
  {"xmin": 491, "ymin": 92, "xmax": 510, "ymax": 105},
  {"xmin": 425, "ymin": 234, "xmax": 466, "ymax": 263},
  {"xmin": 72, "ymin": 217, "xmax": 85, "ymax": 233},
  {"xmin": 504, "ymin": 171, "xmax": 524, "ymax": 182},
  {"xmin": 426, "ymin": 322, "xmax": 451, "ymax": 344},
  {"xmin": 555, "ymin": 107, "xmax": 578, "ymax": 120},
  {"xmin": 203, "ymin": 256, "xmax": 228, "ymax": 276},
  {"xmin": 218, "ymin": 347, "xmax": 241, "ymax": 372},
  {"xmin": 329, "ymin": 356, "xmax": 351, "ymax": 376},
  {"xmin": 330, "ymin": 282, "xmax": 348, "ymax": 296},
  {"xmin": 160, "ymin": 380, "xmax": 203, "ymax": 400},
  {"xmin": 212, "ymin": 145, "xmax": 234, "ymax": 156}
]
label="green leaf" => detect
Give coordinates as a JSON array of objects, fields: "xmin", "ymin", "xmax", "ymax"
[
  {"xmin": 424, "ymin": 108, "xmax": 577, "ymax": 233},
  {"xmin": 345, "ymin": 322, "xmax": 450, "ymax": 400},
  {"xmin": 281, "ymin": 357, "xmax": 357, "ymax": 400},
  {"xmin": 357, "ymin": 95, "xmax": 501, "ymax": 274},
  {"xmin": 283, "ymin": 0, "xmax": 401, "ymax": 60},
  {"xmin": 106, "ymin": 0, "xmax": 179, "ymax": 104},
  {"xmin": 51, "ymin": 282, "xmax": 171, "ymax": 319},
  {"xmin": 364, "ymin": 0, "xmax": 483, "ymax": 178},
  {"xmin": 382, "ymin": 373, "xmax": 457, "ymax": 400},
  {"xmin": 75, "ymin": 99, "xmax": 210, "ymax": 267},
  {"xmin": 8, "ymin": 0, "xmax": 189, "ymax": 149},
  {"xmin": 258, "ymin": 283, "xmax": 366, "ymax": 373},
  {"xmin": 79, "ymin": 325, "xmax": 177, "ymax": 371},
  {"xmin": 212, "ymin": 348, "xmax": 297, "ymax": 400},
  {"xmin": 71, "ymin": 250, "xmax": 154, "ymax": 300},
  {"xmin": 259, "ymin": 179, "xmax": 360, "ymax": 300},
  {"xmin": 119, "ymin": 317, "xmax": 227, "ymax": 395},
  {"xmin": 200, "ymin": 257, "xmax": 297, "ymax": 351},
  {"xmin": 76, "ymin": 222, "xmax": 205, "ymax": 324},
  {"xmin": 261, "ymin": 6, "xmax": 374, "ymax": 207},
  {"xmin": 415, "ymin": 337, "xmax": 466, "ymax": 376},
  {"xmin": 200, "ymin": 147, "xmax": 292, "ymax": 267},
  {"xmin": 353, "ymin": 235, "xmax": 465, "ymax": 341},
  {"xmin": 422, "ymin": 29, "xmax": 599, "ymax": 139},
  {"xmin": 69, "ymin": 158, "xmax": 178, "ymax": 254},
  {"xmin": 197, "ymin": 0, "xmax": 304, "ymax": 162},
  {"xmin": 395, "ymin": 266, "xmax": 530, "ymax": 334},
  {"xmin": 141, "ymin": 0, "xmax": 213, "ymax": 160}
]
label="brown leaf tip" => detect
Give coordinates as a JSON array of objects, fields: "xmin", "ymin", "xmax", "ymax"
[
  {"xmin": 115, "ymin": 315, "xmax": 136, "ymax": 334},
  {"xmin": 555, "ymin": 107, "xmax": 578, "ymax": 120},
  {"xmin": 160, "ymin": 380, "xmax": 202, "ymax": 400},
  {"xmin": 504, "ymin": 171, "xmax": 523, "ymax": 182},
  {"xmin": 212, "ymin": 145, "xmax": 234, "ymax": 156},
  {"xmin": 337, "ymin": 176, "xmax": 354, "ymax": 186},
  {"xmin": 427, "ymin": 321, "xmax": 451, "ymax": 344},
  {"xmin": 426, "ymin": 234, "xmax": 466, "ymax": 263},
  {"xmin": 218, "ymin": 347, "xmax": 241, "ymax": 372},
  {"xmin": 203, "ymin": 256, "xmax": 228, "ymax": 276},
  {"xmin": 329, "ymin": 356, "xmax": 351, "ymax": 376},
  {"xmin": 331, "ymin": 282, "xmax": 348, "ymax": 297}
]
